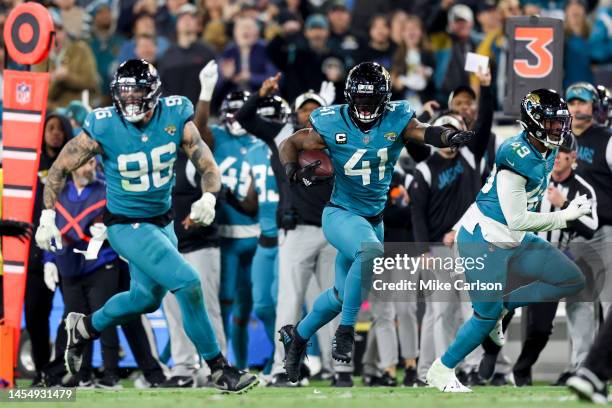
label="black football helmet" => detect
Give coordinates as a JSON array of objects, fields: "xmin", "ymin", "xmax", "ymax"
[
  {"xmin": 221, "ymin": 91, "xmax": 250, "ymax": 135},
  {"xmin": 519, "ymin": 88, "xmax": 571, "ymax": 148},
  {"xmin": 257, "ymin": 95, "xmax": 291, "ymax": 124},
  {"xmin": 344, "ymin": 61, "xmax": 391, "ymax": 124},
  {"xmin": 111, "ymin": 59, "xmax": 161, "ymax": 123}
]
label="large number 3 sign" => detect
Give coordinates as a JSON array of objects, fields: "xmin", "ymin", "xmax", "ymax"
[{"xmin": 513, "ymin": 27, "xmax": 554, "ymax": 78}]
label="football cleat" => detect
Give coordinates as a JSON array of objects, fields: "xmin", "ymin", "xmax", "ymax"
[
  {"xmin": 279, "ymin": 325, "xmax": 308, "ymax": 383},
  {"xmin": 210, "ymin": 366, "xmax": 258, "ymax": 394},
  {"xmin": 64, "ymin": 312, "xmax": 91, "ymax": 375},
  {"xmin": 426, "ymin": 358, "xmax": 472, "ymax": 393},
  {"xmin": 332, "ymin": 325, "xmax": 354, "ymax": 363}
]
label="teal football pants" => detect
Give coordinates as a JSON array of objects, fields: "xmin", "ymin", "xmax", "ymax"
[
  {"xmin": 91, "ymin": 222, "xmax": 221, "ymax": 360},
  {"xmin": 297, "ymin": 205, "xmax": 384, "ymax": 339},
  {"xmin": 441, "ymin": 224, "xmax": 585, "ymax": 368}
]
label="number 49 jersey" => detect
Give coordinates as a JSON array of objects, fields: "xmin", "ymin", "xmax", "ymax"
[
  {"xmin": 476, "ymin": 131, "xmax": 558, "ymax": 225},
  {"xmin": 83, "ymin": 95, "xmax": 193, "ymax": 218},
  {"xmin": 310, "ymin": 101, "xmax": 414, "ymax": 218}
]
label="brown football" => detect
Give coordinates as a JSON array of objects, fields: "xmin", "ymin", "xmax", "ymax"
[{"xmin": 298, "ymin": 150, "xmax": 333, "ymax": 177}]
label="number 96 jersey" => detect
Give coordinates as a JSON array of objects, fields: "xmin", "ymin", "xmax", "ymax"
[
  {"xmin": 476, "ymin": 131, "xmax": 557, "ymax": 225},
  {"xmin": 83, "ymin": 95, "xmax": 193, "ymax": 218},
  {"xmin": 310, "ymin": 101, "xmax": 414, "ymax": 218}
]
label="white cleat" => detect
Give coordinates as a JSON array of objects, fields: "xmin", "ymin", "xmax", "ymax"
[
  {"xmin": 488, "ymin": 308, "xmax": 508, "ymax": 347},
  {"xmin": 426, "ymin": 358, "xmax": 472, "ymax": 393}
]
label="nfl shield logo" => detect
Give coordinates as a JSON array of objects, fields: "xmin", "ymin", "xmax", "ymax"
[
  {"xmin": 362, "ymin": 134, "xmax": 370, "ymax": 144},
  {"xmin": 16, "ymin": 82, "xmax": 32, "ymax": 105}
]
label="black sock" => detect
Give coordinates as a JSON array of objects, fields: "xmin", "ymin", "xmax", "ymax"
[
  {"xmin": 205, "ymin": 353, "xmax": 228, "ymax": 371},
  {"xmin": 337, "ymin": 324, "xmax": 354, "ymax": 335}
]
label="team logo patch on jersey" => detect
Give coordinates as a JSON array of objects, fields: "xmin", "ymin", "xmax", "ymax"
[
  {"xmin": 164, "ymin": 125, "xmax": 177, "ymax": 136},
  {"xmin": 384, "ymin": 132, "xmax": 397, "ymax": 141},
  {"xmin": 335, "ymin": 133, "xmax": 347, "ymax": 144}
]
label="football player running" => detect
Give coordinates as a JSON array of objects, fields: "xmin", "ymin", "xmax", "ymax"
[
  {"xmin": 35, "ymin": 59, "xmax": 257, "ymax": 393},
  {"xmin": 277, "ymin": 61, "xmax": 474, "ymax": 382},
  {"xmin": 426, "ymin": 89, "xmax": 591, "ymax": 392}
]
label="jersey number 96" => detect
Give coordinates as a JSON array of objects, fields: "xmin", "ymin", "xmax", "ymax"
[{"xmin": 117, "ymin": 142, "xmax": 176, "ymax": 192}]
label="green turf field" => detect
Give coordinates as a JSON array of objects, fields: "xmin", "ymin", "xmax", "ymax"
[{"xmin": 4, "ymin": 381, "xmax": 594, "ymax": 408}]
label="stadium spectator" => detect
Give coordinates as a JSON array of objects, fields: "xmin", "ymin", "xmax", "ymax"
[
  {"xmin": 87, "ymin": 0, "xmax": 125, "ymax": 105},
  {"xmin": 216, "ymin": 16, "xmax": 275, "ymax": 107},
  {"xmin": 134, "ymin": 34, "xmax": 158, "ymax": 64},
  {"xmin": 431, "ymin": 4, "xmax": 478, "ymax": 103},
  {"xmin": 199, "ymin": 0, "xmax": 232, "ymax": 53},
  {"xmin": 389, "ymin": 9, "xmax": 408, "ymax": 47},
  {"xmin": 588, "ymin": 3, "xmax": 612, "ymax": 64},
  {"xmin": 267, "ymin": 14, "xmax": 342, "ymax": 104},
  {"xmin": 355, "ymin": 14, "xmax": 395, "ymax": 70},
  {"xmin": 117, "ymin": 13, "xmax": 170, "ymax": 65},
  {"xmin": 116, "ymin": 0, "xmax": 175, "ymax": 40},
  {"xmin": 326, "ymin": 0, "xmax": 359, "ymax": 69},
  {"xmin": 40, "ymin": 10, "xmax": 99, "ymax": 110},
  {"xmin": 475, "ymin": 0, "xmax": 500, "ymax": 39},
  {"xmin": 390, "ymin": 15, "xmax": 436, "ymax": 110},
  {"xmin": 349, "ymin": 0, "xmax": 393, "ymax": 40},
  {"xmin": 563, "ymin": 0, "xmax": 594, "ymax": 89},
  {"xmin": 24, "ymin": 113, "xmax": 71, "ymax": 387},
  {"xmin": 55, "ymin": 0, "xmax": 90, "ymax": 40},
  {"xmin": 158, "ymin": 8, "xmax": 215, "ymax": 105}
]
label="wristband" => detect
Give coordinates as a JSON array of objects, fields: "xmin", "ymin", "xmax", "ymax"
[
  {"xmin": 424, "ymin": 126, "xmax": 450, "ymax": 148},
  {"xmin": 284, "ymin": 162, "xmax": 299, "ymax": 183}
]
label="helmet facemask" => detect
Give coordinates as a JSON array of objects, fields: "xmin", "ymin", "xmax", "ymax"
[
  {"xmin": 348, "ymin": 92, "xmax": 389, "ymax": 123},
  {"xmin": 112, "ymin": 79, "xmax": 159, "ymax": 123},
  {"xmin": 523, "ymin": 109, "xmax": 572, "ymax": 149}
]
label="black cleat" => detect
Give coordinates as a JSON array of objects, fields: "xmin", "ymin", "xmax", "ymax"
[
  {"xmin": 279, "ymin": 325, "xmax": 308, "ymax": 383},
  {"xmin": 330, "ymin": 372, "xmax": 353, "ymax": 388},
  {"xmin": 378, "ymin": 372, "xmax": 397, "ymax": 387},
  {"xmin": 567, "ymin": 368, "xmax": 609, "ymax": 404},
  {"xmin": 64, "ymin": 313, "xmax": 91, "ymax": 375},
  {"xmin": 551, "ymin": 371, "xmax": 573, "ymax": 386},
  {"xmin": 95, "ymin": 371, "xmax": 123, "ymax": 390},
  {"xmin": 159, "ymin": 375, "xmax": 195, "ymax": 388},
  {"xmin": 402, "ymin": 367, "xmax": 418, "ymax": 387},
  {"xmin": 466, "ymin": 370, "xmax": 485, "ymax": 386},
  {"xmin": 332, "ymin": 325, "xmax": 354, "ymax": 363},
  {"xmin": 512, "ymin": 370, "xmax": 533, "ymax": 387},
  {"xmin": 210, "ymin": 366, "xmax": 258, "ymax": 394}
]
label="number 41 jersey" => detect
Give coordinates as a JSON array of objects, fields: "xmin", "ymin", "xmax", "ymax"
[
  {"xmin": 310, "ymin": 101, "xmax": 414, "ymax": 218},
  {"xmin": 83, "ymin": 95, "xmax": 193, "ymax": 218}
]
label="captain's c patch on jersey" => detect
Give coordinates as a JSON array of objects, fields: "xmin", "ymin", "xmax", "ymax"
[{"xmin": 335, "ymin": 133, "xmax": 347, "ymax": 144}]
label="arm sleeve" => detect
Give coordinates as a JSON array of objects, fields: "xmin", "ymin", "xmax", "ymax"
[
  {"xmin": 234, "ymin": 92, "xmax": 284, "ymax": 144},
  {"xmin": 497, "ymin": 169, "xmax": 567, "ymax": 232},
  {"xmin": 469, "ymin": 85, "xmax": 495, "ymax": 161}
]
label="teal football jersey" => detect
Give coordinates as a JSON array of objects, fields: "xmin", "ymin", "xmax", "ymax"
[
  {"xmin": 310, "ymin": 101, "xmax": 414, "ymax": 217},
  {"xmin": 240, "ymin": 142, "xmax": 279, "ymax": 237},
  {"xmin": 212, "ymin": 125, "xmax": 259, "ymax": 227},
  {"xmin": 83, "ymin": 95, "xmax": 192, "ymax": 218},
  {"xmin": 477, "ymin": 131, "xmax": 557, "ymax": 225}
]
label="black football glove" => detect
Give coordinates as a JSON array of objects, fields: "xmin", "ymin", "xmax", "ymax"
[
  {"xmin": 446, "ymin": 130, "xmax": 474, "ymax": 150},
  {"xmin": 0, "ymin": 220, "xmax": 33, "ymax": 242},
  {"xmin": 285, "ymin": 161, "xmax": 330, "ymax": 187}
]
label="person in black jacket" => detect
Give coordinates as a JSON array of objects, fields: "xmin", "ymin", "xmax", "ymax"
[
  {"xmin": 231, "ymin": 73, "xmax": 354, "ymax": 387},
  {"xmin": 409, "ymin": 68, "xmax": 494, "ymax": 385}
]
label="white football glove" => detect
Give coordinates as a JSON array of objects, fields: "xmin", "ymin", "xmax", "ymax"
[
  {"xmin": 199, "ymin": 60, "xmax": 219, "ymax": 102},
  {"xmin": 35, "ymin": 209, "xmax": 63, "ymax": 252},
  {"xmin": 43, "ymin": 262, "xmax": 59, "ymax": 292},
  {"xmin": 190, "ymin": 192, "xmax": 216, "ymax": 226},
  {"xmin": 89, "ymin": 222, "xmax": 107, "ymax": 239},
  {"xmin": 563, "ymin": 194, "xmax": 592, "ymax": 221},
  {"xmin": 318, "ymin": 80, "xmax": 336, "ymax": 106}
]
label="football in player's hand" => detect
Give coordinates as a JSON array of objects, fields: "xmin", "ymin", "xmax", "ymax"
[{"xmin": 298, "ymin": 150, "xmax": 333, "ymax": 178}]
